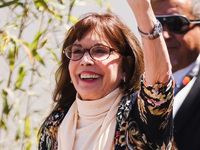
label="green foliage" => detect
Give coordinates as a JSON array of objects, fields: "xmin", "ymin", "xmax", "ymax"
[
  {"xmin": 25, "ymin": 141, "xmax": 32, "ymax": 150},
  {"xmin": 0, "ymin": 118, "xmax": 7, "ymax": 130},
  {"xmin": 15, "ymin": 64, "xmax": 27, "ymax": 89},
  {"xmin": 0, "ymin": 0, "xmax": 19, "ymax": 8},
  {"xmin": 0, "ymin": 0, "xmax": 112, "ymax": 149},
  {"xmin": 24, "ymin": 116, "xmax": 31, "ymax": 138},
  {"xmin": 1, "ymin": 89, "xmax": 11, "ymax": 116},
  {"xmin": 15, "ymin": 122, "xmax": 21, "ymax": 140}
]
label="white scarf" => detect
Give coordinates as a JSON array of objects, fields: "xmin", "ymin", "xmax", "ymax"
[{"xmin": 58, "ymin": 88, "xmax": 123, "ymax": 150}]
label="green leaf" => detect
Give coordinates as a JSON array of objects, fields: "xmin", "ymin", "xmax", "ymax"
[
  {"xmin": 34, "ymin": 0, "xmax": 56, "ymax": 15},
  {"xmin": 15, "ymin": 122, "xmax": 22, "ymax": 140},
  {"xmin": 7, "ymin": 48, "xmax": 15, "ymax": 72},
  {"xmin": 5, "ymin": 24, "xmax": 18, "ymax": 29},
  {"xmin": 40, "ymin": 38, "xmax": 48, "ymax": 48},
  {"xmin": 34, "ymin": 0, "xmax": 48, "ymax": 9},
  {"xmin": 95, "ymin": 0, "xmax": 102, "ymax": 7},
  {"xmin": 0, "ymin": 80, "xmax": 3, "ymax": 85},
  {"xmin": 6, "ymin": 35, "xmax": 21, "ymax": 71},
  {"xmin": 0, "ymin": 0, "xmax": 19, "ymax": 8},
  {"xmin": 0, "ymin": 118, "xmax": 7, "ymax": 130},
  {"xmin": 57, "ymin": 0, "xmax": 63, "ymax": 4},
  {"xmin": 104, "ymin": 0, "xmax": 112, "ymax": 11},
  {"xmin": 0, "ymin": 33, "xmax": 7, "ymax": 54},
  {"xmin": 24, "ymin": 116, "xmax": 31, "ymax": 138},
  {"xmin": 34, "ymin": 127, "xmax": 38, "ymax": 137},
  {"xmin": 68, "ymin": 15, "xmax": 78, "ymax": 24},
  {"xmin": 15, "ymin": 64, "xmax": 27, "ymax": 89},
  {"xmin": 28, "ymin": 30, "xmax": 45, "ymax": 66},
  {"xmin": 47, "ymin": 48, "xmax": 59, "ymax": 63},
  {"xmin": 15, "ymin": 2, "xmax": 24, "ymax": 8},
  {"xmin": 1, "ymin": 89, "xmax": 11, "ymax": 116},
  {"xmin": 32, "ymin": 49, "xmax": 45, "ymax": 66},
  {"xmin": 25, "ymin": 141, "xmax": 32, "ymax": 150},
  {"xmin": 34, "ymin": 69, "xmax": 45, "ymax": 78},
  {"xmin": 29, "ymin": 30, "xmax": 43, "ymax": 51}
]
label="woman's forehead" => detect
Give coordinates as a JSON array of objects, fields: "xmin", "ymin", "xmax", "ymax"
[{"xmin": 73, "ymin": 30, "xmax": 112, "ymax": 47}]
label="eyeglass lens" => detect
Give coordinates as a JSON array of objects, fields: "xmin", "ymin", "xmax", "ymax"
[{"xmin": 65, "ymin": 45, "xmax": 111, "ymax": 61}]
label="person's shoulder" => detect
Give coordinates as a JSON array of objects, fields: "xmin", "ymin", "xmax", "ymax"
[
  {"xmin": 39, "ymin": 107, "xmax": 68, "ymax": 138},
  {"xmin": 117, "ymin": 91, "xmax": 139, "ymax": 120},
  {"xmin": 38, "ymin": 105, "xmax": 70, "ymax": 149},
  {"xmin": 121, "ymin": 91, "xmax": 139, "ymax": 104},
  {"xmin": 44, "ymin": 106, "xmax": 69, "ymax": 128}
]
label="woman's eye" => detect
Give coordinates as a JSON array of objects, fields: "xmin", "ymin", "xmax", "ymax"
[
  {"xmin": 94, "ymin": 48, "xmax": 107, "ymax": 54},
  {"xmin": 72, "ymin": 49, "xmax": 83, "ymax": 54}
]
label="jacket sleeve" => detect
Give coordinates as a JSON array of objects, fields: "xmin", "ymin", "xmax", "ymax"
[
  {"xmin": 114, "ymin": 76, "xmax": 175, "ymax": 150},
  {"xmin": 133, "ymin": 75, "xmax": 175, "ymax": 149}
]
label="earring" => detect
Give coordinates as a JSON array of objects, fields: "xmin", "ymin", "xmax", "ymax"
[{"xmin": 123, "ymin": 76, "xmax": 126, "ymax": 83}]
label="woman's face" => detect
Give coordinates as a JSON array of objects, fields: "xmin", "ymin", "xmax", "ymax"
[{"xmin": 68, "ymin": 31, "xmax": 124, "ymax": 100}]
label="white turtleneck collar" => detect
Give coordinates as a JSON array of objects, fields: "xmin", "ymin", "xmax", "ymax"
[{"xmin": 76, "ymin": 88, "xmax": 121, "ymax": 118}]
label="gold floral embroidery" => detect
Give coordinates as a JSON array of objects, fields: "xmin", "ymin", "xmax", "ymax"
[
  {"xmin": 137, "ymin": 96, "xmax": 147, "ymax": 124},
  {"xmin": 119, "ymin": 120, "xmax": 128, "ymax": 147}
]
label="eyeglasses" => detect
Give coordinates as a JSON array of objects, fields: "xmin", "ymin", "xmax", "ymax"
[
  {"xmin": 156, "ymin": 14, "xmax": 200, "ymax": 34},
  {"xmin": 63, "ymin": 44, "xmax": 120, "ymax": 61}
]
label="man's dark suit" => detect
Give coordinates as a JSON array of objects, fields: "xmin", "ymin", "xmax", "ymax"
[{"xmin": 174, "ymin": 70, "xmax": 200, "ymax": 150}]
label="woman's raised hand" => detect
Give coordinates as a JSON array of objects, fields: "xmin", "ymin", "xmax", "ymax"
[{"xmin": 126, "ymin": 0, "xmax": 171, "ymax": 85}]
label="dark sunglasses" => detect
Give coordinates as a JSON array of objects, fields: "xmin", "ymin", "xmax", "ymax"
[{"xmin": 156, "ymin": 14, "xmax": 200, "ymax": 34}]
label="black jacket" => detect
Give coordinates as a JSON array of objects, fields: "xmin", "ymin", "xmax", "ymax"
[{"xmin": 174, "ymin": 70, "xmax": 200, "ymax": 150}]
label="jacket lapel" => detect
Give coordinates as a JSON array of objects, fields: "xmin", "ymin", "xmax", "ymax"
[
  {"xmin": 114, "ymin": 92, "xmax": 138, "ymax": 150},
  {"xmin": 174, "ymin": 70, "xmax": 200, "ymax": 134}
]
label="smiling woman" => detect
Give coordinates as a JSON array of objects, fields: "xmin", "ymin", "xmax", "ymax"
[{"xmin": 38, "ymin": 0, "xmax": 176, "ymax": 150}]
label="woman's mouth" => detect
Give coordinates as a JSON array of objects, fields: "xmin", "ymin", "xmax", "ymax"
[{"xmin": 79, "ymin": 73, "xmax": 101, "ymax": 80}]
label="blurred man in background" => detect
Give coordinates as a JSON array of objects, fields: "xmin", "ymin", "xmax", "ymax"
[{"xmin": 152, "ymin": 0, "xmax": 200, "ymax": 149}]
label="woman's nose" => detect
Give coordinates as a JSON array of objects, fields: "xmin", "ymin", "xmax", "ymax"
[{"xmin": 80, "ymin": 52, "xmax": 94, "ymax": 66}]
